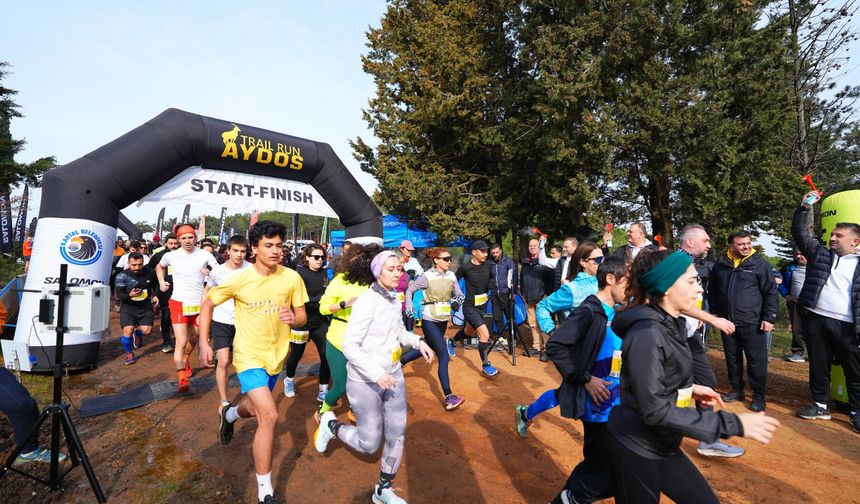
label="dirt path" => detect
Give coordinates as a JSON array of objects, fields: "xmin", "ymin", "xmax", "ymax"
[{"xmin": 2, "ymin": 315, "xmax": 859, "ymax": 503}]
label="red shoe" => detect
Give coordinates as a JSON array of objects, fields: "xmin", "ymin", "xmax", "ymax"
[
  {"xmin": 178, "ymin": 377, "xmax": 190, "ymax": 394},
  {"xmin": 184, "ymin": 355, "xmax": 193, "ymax": 378}
]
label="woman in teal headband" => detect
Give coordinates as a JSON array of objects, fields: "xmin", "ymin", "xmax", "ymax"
[{"xmin": 605, "ymin": 249, "xmax": 780, "ymax": 503}]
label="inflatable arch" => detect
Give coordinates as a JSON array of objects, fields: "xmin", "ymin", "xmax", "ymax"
[{"xmin": 12, "ymin": 108, "xmax": 382, "ymax": 370}]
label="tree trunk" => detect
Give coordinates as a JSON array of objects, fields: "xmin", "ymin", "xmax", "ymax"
[{"xmin": 647, "ymin": 169, "xmax": 674, "ymax": 249}]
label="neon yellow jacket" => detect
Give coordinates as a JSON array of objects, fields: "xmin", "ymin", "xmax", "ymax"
[{"xmin": 319, "ymin": 273, "xmax": 371, "ymax": 351}]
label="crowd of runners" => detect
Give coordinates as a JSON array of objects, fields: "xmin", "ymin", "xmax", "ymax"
[{"xmin": 98, "ymin": 189, "xmax": 860, "ymax": 504}]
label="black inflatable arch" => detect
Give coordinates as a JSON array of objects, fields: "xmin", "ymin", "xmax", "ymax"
[
  {"xmin": 40, "ymin": 108, "xmax": 382, "ymax": 238},
  {"xmin": 15, "ymin": 109, "xmax": 381, "ymax": 370}
]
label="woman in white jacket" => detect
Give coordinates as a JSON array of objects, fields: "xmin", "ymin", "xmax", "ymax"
[{"xmin": 314, "ymin": 250, "xmax": 434, "ymax": 504}]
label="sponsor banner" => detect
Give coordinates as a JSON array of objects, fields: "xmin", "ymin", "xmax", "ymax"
[
  {"xmin": 181, "ymin": 204, "xmax": 191, "ymax": 224},
  {"xmin": 13, "ymin": 184, "xmax": 28, "ymax": 244},
  {"xmin": 16, "ymin": 217, "xmax": 116, "ymax": 347},
  {"xmin": 139, "ymin": 166, "xmax": 338, "ymax": 218},
  {"xmin": 0, "ymin": 191, "xmax": 12, "ymax": 252},
  {"xmin": 218, "ymin": 207, "xmax": 227, "ymax": 243},
  {"xmin": 155, "ymin": 207, "xmax": 165, "ymax": 240}
]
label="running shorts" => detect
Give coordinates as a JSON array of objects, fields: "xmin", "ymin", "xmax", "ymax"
[
  {"xmin": 120, "ymin": 303, "xmax": 154, "ymax": 328},
  {"xmin": 211, "ymin": 320, "xmax": 236, "ymax": 351},
  {"xmin": 463, "ymin": 304, "xmax": 488, "ymax": 330},
  {"xmin": 237, "ymin": 368, "xmax": 279, "ymax": 394},
  {"xmin": 169, "ymin": 298, "xmax": 199, "ymax": 325}
]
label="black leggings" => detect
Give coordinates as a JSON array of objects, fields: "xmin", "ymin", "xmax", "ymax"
[
  {"xmin": 607, "ymin": 433, "xmax": 718, "ymax": 504},
  {"xmin": 284, "ymin": 324, "xmax": 331, "ymax": 385},
  {"xmin": 156, "ymin": 290, "xmax": 172, "ymax": 344},
  {"xmin": 401, "ymin": 319, "xmax": 452, "ymax": 396}
]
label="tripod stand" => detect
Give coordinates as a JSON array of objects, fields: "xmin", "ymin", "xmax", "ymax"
[
  {"xmin": 0, "ymin": 264, "xmax": 106, "ymax": 502},
  {"xmin": 487, "ymin": 292, "xmax": 531, "ymax": 366}
]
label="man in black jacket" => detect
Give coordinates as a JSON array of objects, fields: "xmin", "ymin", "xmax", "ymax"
[
  {"xmin": 514, "ymin": 256, "xmax": 628, "ymax": 504},
  {"xmin": 603, "ymin": 222, "xmax": 658, "ymax": 264},
  {"xmin": 792, "ymin": 192, "xmax": 860, "ymax": 433},
  {"xmin": 521, "ymin": 238, "xmax": 552, "ymax": 360},
  {"xmin": 708, "ymin": 230, "xmax": 778, "ymax": 412}
]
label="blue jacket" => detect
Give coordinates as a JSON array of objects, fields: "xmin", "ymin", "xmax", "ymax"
[
  {"xmin": 492, "ymin": 255, "xmax": 518, "ymax": 296},
  {"xmin": 778, "ymin": 262, "xmax": 799, "ymax": 298},
  {"xmin": 536, "ymin": 273, "xmax": 598, "ymax": 334}
]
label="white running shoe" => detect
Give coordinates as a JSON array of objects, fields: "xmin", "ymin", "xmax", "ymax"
[
  {"xmin": 314, "ymin": 411, "xmax": 336, "ymax": 453},
  {"xmin": 372, "ymin": 485, "xmax": 407, "ymax": 504},
  {"xmin": 283, "ymin": 378, "xmax": 295, "ymax": 398}
]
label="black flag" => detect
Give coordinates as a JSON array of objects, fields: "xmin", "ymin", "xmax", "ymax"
[
  {"xmin": 13, "ymin": 184, "xmax": 28, "ymax": 244},
  {"xmin": 27, "ymin": 217, "xmax": 37, "ymax": 237},
  {"xmin": 218, "ymin": 207, "xmax": 227, "ymax": 243},
  {"xmin": 0, "ymin": 191, "xmax": 12, "ymax": 253},
  {"xmin": 155, "ymin": 207, "xmax": 165, "ymax": 240},
  {"xmin": 181, "ymin": 204, "xmax": 191, "ymax": 224}
]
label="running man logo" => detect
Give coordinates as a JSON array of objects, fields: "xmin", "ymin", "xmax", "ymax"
[
  {"xmin": 59, "ymin": 230, "xmax": 104, "ymax": 266},
  {"xmin": 219, "ymin": 124, "xmax": 303, "ymax": 171}
]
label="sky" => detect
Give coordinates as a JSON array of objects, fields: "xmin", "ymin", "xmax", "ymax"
[{"xmin": 3, "ymin": 1, "xmax": 858, "ymax": 253}]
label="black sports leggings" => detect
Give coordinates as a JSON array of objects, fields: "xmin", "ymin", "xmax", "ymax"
[
  {"xmin": 401, "ymin": 319, "xmax": 452, "ymax": 396},
  {"xmin": 607, "ymin": 433, "xmax": 718, "ymax": 504},
  {"xmin": 284, "ymin": 324, "xmax": 331, "ymax": 385}
]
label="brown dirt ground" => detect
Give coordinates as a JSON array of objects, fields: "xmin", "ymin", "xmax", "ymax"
[{"xmin": 1, "ymin": 313, "xmax": 859, "ymax": 504}]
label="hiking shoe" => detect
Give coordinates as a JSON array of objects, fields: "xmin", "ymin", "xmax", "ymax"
[
  {"xmin": 178, "ymin": 377, "xmax": 190, "ymax": 394},
  {"xmin": 184, "ymin": 355, "xmax": 193, "ymax": 378},
  {"xmin": 748, "ymin": 395, "xmax": 766, "ymax": 412},
  {"xmin": 697, "ymin": 441, "xmax": 745, "ymax": 458},
  {"xmin": 283, "ymin": 378, "xmax": 296, "ymax": 398},
  {"xmin": 314, "ymin": 411, "xmax": 336, "ymax": 453},
  {"xmin": 515, "ymin": 404, "xmax": 532, "ymax": 438},
  {"xmin": 161, "ymin": 343, "xmax": 173, "ymax": 353},
  {"xmin": 124, "ymin": 352, "xmax": 137, "ymax": 365},
  {"xmin": 785, "ymin": 353, "xmax": 805, "ymax": 363},
  {"xmin": 260, "ymin": 495, "xmax": 280, "ymax": 504},
  {"xmin": 721, "ymin": 390, "xmax": 745, "ymax": 403},
  {"xmin": 558, "ymin": 489, "xmax": 576, "ymax": 504},
  {"xmin": 482, "ymin": 363, "xmax": 499, "ymax": 377},
  {"xmin": 445, "ymin": 338, "xmax": 456, "ymax": 358},
  {"xmin": 317, "ymin": 389, "xmax": 327, "ymax": 403},
  {"xmin": 796, "ymin": 403, "xmax": 831, "ymax": 420},
  {"xmin": 851, "ymin": 414, "xmax": 860, "ymax": 434},
  {"xmin": 444, "ymin": 394, "xmax": 465, "ymax": 411},
  {"xmin": 218, "ymin": 402, "xmax": 234, "ymax": 445},
  {"xmin": 132, "ymin": 331, "xmax": 143, "ymax": 349},
  {"xmin": 14, "ymin": 448, "xmax": 67, "ymax": 466},
  {"xmin": 372, "ymin": 485, "xmax": 407, "ymax": 504}
]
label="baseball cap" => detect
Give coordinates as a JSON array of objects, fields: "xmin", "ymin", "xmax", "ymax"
[
  {"xmin": 471, "ymin": 240, "xmax": 489, "ymax": 251},
  {"xmin": 399, "ymin": 240, "xmax": 415, "ymax": 251}
]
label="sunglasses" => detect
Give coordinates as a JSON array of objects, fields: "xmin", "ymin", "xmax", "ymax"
[
  {"xmin": 309, "ymin": 255, "xmax": 325, "ymax": 260},
  {"xmin": 585, "ymin": 256, "xmax": 605, "ymax": 264},
  {"xmin": 437, "ymin": 256, "xmax": 452, "ymax": 262}
]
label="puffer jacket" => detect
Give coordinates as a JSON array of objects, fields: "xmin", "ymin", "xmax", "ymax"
[
  {"xmin": 608, "ymin": 304, "xmax": 743, "ymax": 458},
  {"xmin": 792, "ymin": 205, "xmax": 860, "ymax": 334},
  {"xmin": 707, "ymin": 250, "xmax": 778, "ymax": 327}
]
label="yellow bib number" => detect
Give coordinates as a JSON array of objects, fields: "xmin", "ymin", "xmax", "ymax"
[
  {"xmin": 182, "ymin": 304, "xmax": 200, "ymax": 316},
  {"xmin": 396, "ymin": 292, "xmax": 406, "ymax": 303},
  {"xmin": 289, "ymin": 330, "xmax": 310, "ymax": 344},
  {"xmin": 131, "ymin": 290, "xmax": 148, "ymax": 302},
  {"xmin": 434, "ymin": 302, "xmax": 451, "ymax": 316},
  {"xmin": 609, "ymin": 350, "xmax": 622, "ymax": 378},
  {"xmin": 676, "ymin": 386, "xmax": 693, "ymax": 408},
  {"xmin": 391, "ymin": 347, "xmax": 403, "ymax": 364},
  {"xmin": 474, "ymin": 293, "xmax": 488, "ymax": 306}
]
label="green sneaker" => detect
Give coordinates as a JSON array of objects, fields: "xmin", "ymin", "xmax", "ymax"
[
  {"xmin": 14, "ymin": 448, "xmax": 67, "ymax": 465},
  {"xmin": 515, "ymin": 404, "xmax": 531, "ymax": 438}
]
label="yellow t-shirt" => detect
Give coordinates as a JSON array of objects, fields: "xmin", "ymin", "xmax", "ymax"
[
  {"xmin": 208, "ymin": 265, "xmax": 308, "ymax": 375},
  {"xmin": 319, "ymin": 273, "xmax": 371, "ymax": 351}
]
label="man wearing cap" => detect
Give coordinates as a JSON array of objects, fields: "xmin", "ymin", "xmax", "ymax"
[
  {"xmin": 399, "ymin": 240, "xmax": 424, "ymax": 278},
  {"xmin": 156, "ymin": 225, "xmax": 220, "ymax": 393},
  {"xmin": 454, "ymin": 240, "xmax": 500, "ymax": 377}
]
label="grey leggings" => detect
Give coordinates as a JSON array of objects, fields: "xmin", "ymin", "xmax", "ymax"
[{"xmin": 336, "ymin": 369, "xmax": 408, "ymax": 475}]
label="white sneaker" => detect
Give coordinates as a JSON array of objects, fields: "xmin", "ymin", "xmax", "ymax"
[
  {"xmin": 372, "ymin": 485, "xmax": 407, "ymax": 504},
  {"xmin": 697, "ymin": 441, "xmax": 745, "ymax": 458},
  {"xmin": 283, "ymin": 378, "xmax": 295, "ymax": 398},
  {"xmin": 314, "ymin": 411, "xmax": 336, "ymax": 453}
]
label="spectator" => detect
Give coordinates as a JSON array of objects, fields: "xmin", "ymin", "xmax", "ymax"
[
  {"xmin": 21, "ymin": 235, "xmax": 33, "ymax": 273},
  {"xmin": 490, "ymin": 243, "xmax": 519, "ymax": 346},
  {"xmin": 779, "ymin": 248, "xmax": 808, "ymax": 363},
  {"xmin": 708, "ymin": 230, "xmax": 778, "ymax": 413},
  {"xmin": 553, "ymin": 237, "xmax": 579, "ymax": 292},
  {"xmin": 0, "ymin": 366, "xmax": 67, "ymax": 466},
  {"xmin": 399, "ymin": 240, "xmax": 424, "ymax": 278},
  {"xmin": 603, "ymin": 222, "xmax": 657, "ymax": 264},
  {"xmin": 521, "ymin": 238, "xmax": 552, "ymax": 359}
]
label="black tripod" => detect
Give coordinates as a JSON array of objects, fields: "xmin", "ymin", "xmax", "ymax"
[
  {"xmin": 487, "ymin": 292, "xmax": 531, "ymax": 366},
  {"xmin": 0, "ymin": 264, "xmax": 106, "ymax": 502}
]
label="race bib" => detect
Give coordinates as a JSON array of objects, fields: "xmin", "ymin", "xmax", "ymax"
[
  {"xmin": 434, "ymin": 302, "xmax": 452, "ymax": 316},
  {"xmin": 289, "ymin": 330, "xmax": 310, "ymax": 344},
  {"xmin": 182, "ymin": 303, "xmax": 201, "ymax": 316},
  {"xmin": 474, "ymin": 293, "xmax": 488, "ymax": 306},
  {"xmin": 167, "ymin": 265, "xmax": 173, "ymax": 276},
  {"xmin": 396, "ymin": 292, "xmax": 406, "ymax": 303},
  {"xmin": 391, "ymin": 346, "xmax": 402, "ymax": 364},
  {"xmin": 676, "ymin": 386, "xmax": 693, "ymax": 408},
  {"xmin": 131, "ymin": 290, "xmax": 149, "ymax": 302},
  {"xmin": 609, "ymin": 350, "xmax": 622, "ymax": 378}
]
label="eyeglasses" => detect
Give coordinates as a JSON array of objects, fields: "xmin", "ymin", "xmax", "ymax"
[
  {"xmin": 309, "ymin": 255, "xmax": 325, "ymax": 260},
  {"xmin": 437, "ymin": 256, "xmax": 452, "ymax": 262},
  {"xmin": 585, "ymin": 256, "xmax": 605, "ymax": 264}
]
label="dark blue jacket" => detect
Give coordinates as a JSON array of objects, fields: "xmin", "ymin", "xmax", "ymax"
[{"xmin": 491, "ymin": 255, "xmax": 518, "ymax": 296}]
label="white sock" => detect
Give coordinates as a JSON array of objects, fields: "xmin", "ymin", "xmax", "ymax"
[
  {"xmin": 284, "ymin": 376, "xmax": 294, "ymax": 383},
  {"xmin": 226, "ymin": 406, "xmax": 240, "ymax": 423},
  {"xmin": 816, "ymin": 402, "xmax": 828, "ymax": 410},
  {"xmin": 257, "ymin": 472, "xmax": 273, "ymax": 501},
  {"xmin": 319, "ymin": 384, "xmax": 328, "ymax": 392}
]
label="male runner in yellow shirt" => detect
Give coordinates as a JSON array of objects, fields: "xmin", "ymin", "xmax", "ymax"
[{"xmin": 198, "ymin": 220, "xmax": 308, "ymax": 504}]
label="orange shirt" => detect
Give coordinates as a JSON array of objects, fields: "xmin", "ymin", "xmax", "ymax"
[{"xmin": 22, "ymin": 240, "xmax": 32, "ymax": 257}]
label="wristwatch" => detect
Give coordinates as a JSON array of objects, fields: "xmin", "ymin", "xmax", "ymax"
[{"xmin": 339, "ymin": 300, "xmax": 347, "ymax": 310}]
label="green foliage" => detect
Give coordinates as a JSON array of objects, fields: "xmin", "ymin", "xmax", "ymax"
[
  {"xmin": 0, "ymin": 255, "xmax": 22, "ymax": 286},
  {"xmin": 0, "ymin": 62, "xmax": 55, "ymax": 192}
]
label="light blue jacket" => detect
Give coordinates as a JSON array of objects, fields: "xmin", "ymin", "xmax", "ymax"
[{"xmin": 536, "ymin": 273, "xmax": 598, "ymax": 334}]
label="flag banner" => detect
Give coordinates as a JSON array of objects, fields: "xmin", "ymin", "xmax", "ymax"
[
  {"xmin": 27, "ymin": 217, "xmax": 38, "ymax": 237},
  {"xmin": 0, "ymin": 191, "xmax": 13, "ymax": 253},
  {"xmin": 181, "ymin": 204, "xmax": 191, "ymax": 224},
  {"xmin": 138, "ymin": 167, "xmax": 337, "ymax": 218},
  {"xmin": 218, "ymin": 207, "xmax": 227, "ymax": 243},
  {"xmin": 198, "ymin": 214, "xmax": 206, "ymax": 238},
  {"xmin": 155, "ymin": 207, "xmax": 165, "ymax": 240},
  {"xmin": 291, "ymin": 213, "xmax": 299, "ymax": 241},
  {"xmin": 13, "ymin": 184, "xmax": 29, "ymax": 244}
]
